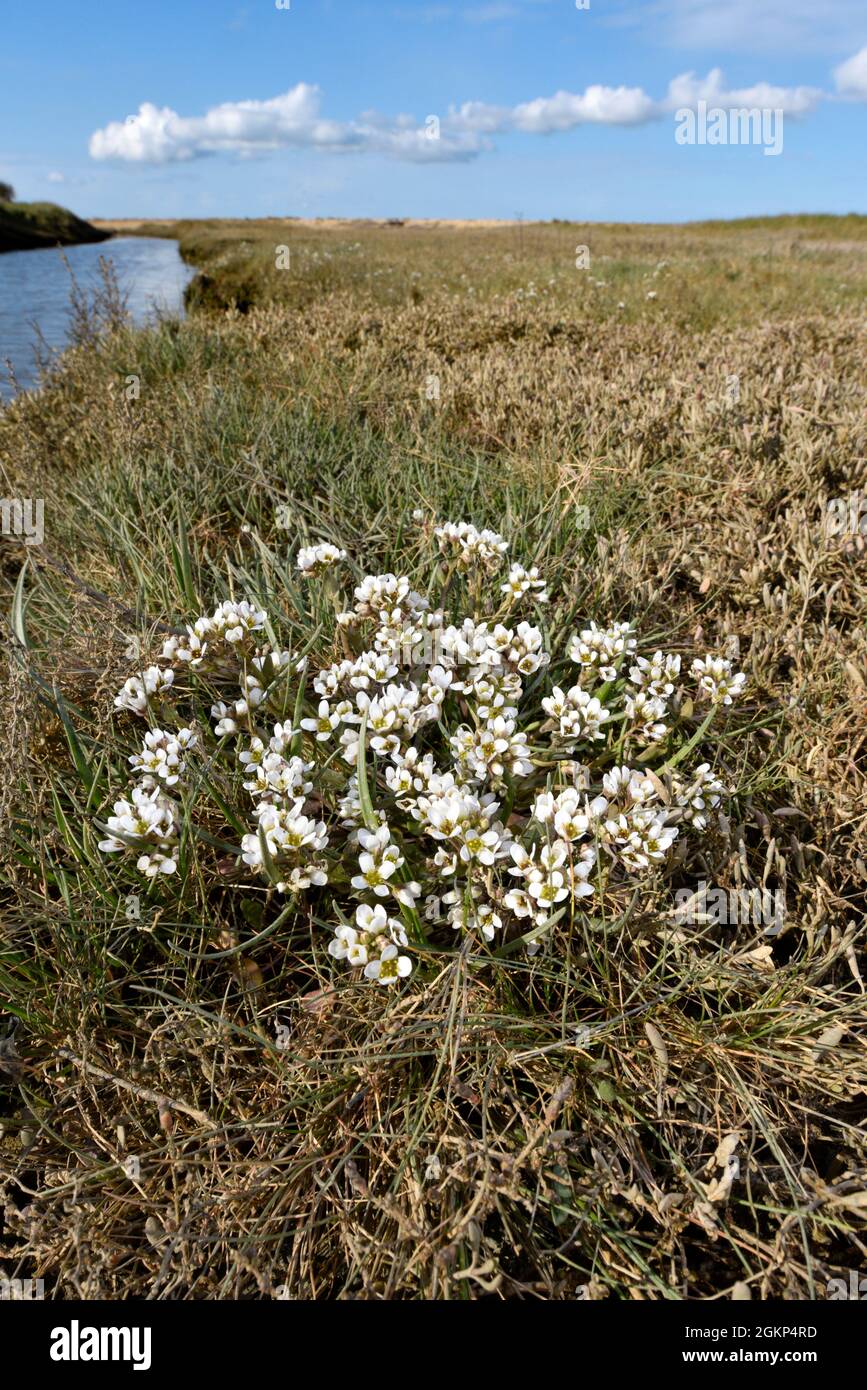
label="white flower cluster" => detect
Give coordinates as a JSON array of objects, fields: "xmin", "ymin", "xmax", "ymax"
[
  {"xmin": 114, "ymin": 665, "xmax": 174, "ymax": 716},
  {"xmin": 306, "ymin": 611, "xmax": 550, "ymax": 785},
  {"xmin": 296, "ymin": 542, "xmax": 347, "ymax": 578},
  {"xmin": 621, "ymin": 650, "xmax": 682, "ymax": 744},
  {"xmin": 241, "ymin": 801, "xmax": 329, "ymax": 893},
  {"xmin": 341, "ymin": 572, "xmax": 428, "ymax": 624},
  {"xmin": 434, "ymin": 521, "xmax": 508, "ymax": 570},
  {"xmin": 506, "ymin": 839, "xmax": 596, "ymax": 923},
  {"xmin": 691, "ymin": 655, "xmax": 748, "ymax": 706},
  {"xmin": 542, "ymin": 685, "xmax": 610, "ymax": 741},
  {"xmin": 450, "ymin": 716, "xmax": 532, "ymax": 780},
  {"xmin": 129, "ymin": 727, "xmax": 197, "ymax": 785},
  {"xmin": 210, "ymin": 646, "xmax": 295, "ymax": 736},
  {"xmin": 159, "ymin": 601, "xmax": 276, "ymax": 727},
  {"xmin": 504, "ymin": 768, "xmax": 679, "ymax": 921},
  {"xmin": 568, "ymin": 621, "xmax": 636, "ymax": 682},
  {"xmin": 98, "ymin": 783, "xmax": 178, "ymax": 877},
  {"xmin": 99, "ymin": 521, "xmax": 748, "ymax": 991},
  {"xmin": 107, "ymin": 612, "xmax": 310, "ymax": 888},
  {"xmin": 239, "ymin": 724, "xmax": 310, "ymax": 801},
  {"xmin": 161, "ymin": 600, "xmax": 268, "ymax": 666},
  {"xmin": 329, "ymin": 905, "xmax": 411, "ymax": 984},
  {"xmin": 501, "ymin": 563, "xmax": 548, "ymax": 605},
  {"xmin": 671, "ymin": 762, "xmax": 726, "ymax": 830}
]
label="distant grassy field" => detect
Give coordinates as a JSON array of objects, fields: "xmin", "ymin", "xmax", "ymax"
[
  {"xmin": 0, "ymin": 216, "xmax": 865, "ymax": 1300},
  {"xmin": 100, "ymin": 210, "xmax": 867, "ymax": 324}
]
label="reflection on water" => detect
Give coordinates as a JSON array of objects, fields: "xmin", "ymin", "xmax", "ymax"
[{"xmin": 0, "ymin": 236, "xmax": 195, "ymax": 401}]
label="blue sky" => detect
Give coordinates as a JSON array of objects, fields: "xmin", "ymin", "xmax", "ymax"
[{"xmin": 2, "ymin": 0, "xmax": 866, "ymax": 221}]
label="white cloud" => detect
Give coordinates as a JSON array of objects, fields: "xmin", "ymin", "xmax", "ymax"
[
  {"xmin": 47, "ymin": 170, "xmax": 65, "ymax": 183},
  {"xmin": 448, "ymin": 69, "xmax": 818, "ymax": 138},
  {"xmin": 88, "ymin": 66, "xmax": 831, "ymax": 168},
  {"xmin": 446, "ymin": 101, "xmax": 511, "ymax": 133},
  {"xmin": 89, "ymin": 86, "xmax": 485, "ymax": 164},
  {"xmin": 512, "ymin": 85, "xmax": 658, "ymax": 131},
  {"xmin": 834, "ymin": 44, "xmax": 867, "ymax": 98},
  {"xmin": 664, "ymin": 68, "xmax": 823, "ymax": 116}
]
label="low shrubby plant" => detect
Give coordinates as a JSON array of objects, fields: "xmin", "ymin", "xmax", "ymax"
[{"xmin": 97, "ymin": 519, "xmax": 747, "ymax": 986}]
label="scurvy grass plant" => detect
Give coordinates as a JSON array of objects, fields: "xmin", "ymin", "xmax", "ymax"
[
  {"xmin": 98, "ymin": 519, "xmax": 746, "ymax": 984},
  {"xmin": 4, "ymin": 221, "xmax": 864, "ymax": 1302}
]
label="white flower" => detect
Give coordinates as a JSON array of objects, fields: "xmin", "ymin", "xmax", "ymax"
[
  {"xmin": 277, "ymin": 864, "xmax": 328, "ymax": 893},
  {"xmin": 300, "ymin": 699, "xmax": 341, "ymax": 742},
  {"xmin": 392, "ymin": 881, "xmax": 421, "ymax": 909},
  {"xmin": 136, "ymin": 850, "xmax": 178, "ymax": 877},
  {"xmin": 351, "ymin": 826, "xmax": 403, "ymax": 896},
  {"xmin": 328, "ymin": 925, "xmax": 357, "ymax": 960},
  {"xmin": 252, "ymin": 647, "xmax": 293, "ymax": 679},
  {"xmin": 356, "ymin": 902, "xmax": 389, "ymax": 935},
  {"xmin": 458, "ymin": 824, "xmax": 510, "ymax": 867},
  {"xmin": 504, "ymin": 886, "xmax": 534, "ymax": 918},
  {"xmin": 554, "ymin": 796, "xmax": 589, "ymax": 841},
  {"xmin": 421, "ymin": 665, "xmax": 452, "ymax": 712},
  {"xmin": 507, "ymin": 621, "xmax": 548, "ymax": 677},
  {"xmin": 602, "ymin": 766, "xmax": 656, "ymax": 804},
  {"xmin": 162, "ymin": 626, "xmax": 208, "ymax": 666},
  {"xmin": 448, "ymin": 899, "xmax": 502, "ymax": 941},
  {"xmin": 527, "ymin": 870, "xmax": 569, "ymax": 908},
  {"xmin": 501, "ymin": 563, "xmax": 548, "ymax": 605},
  {"xmin": 364, "ymin": 944, "xmax": 413, "ymax": 984},
  {"xmin": 210, "ymin": 702, "xmax": 238, "ymax": 736},
  {"xmin": 604, "ymin": 806, "xmax": 679, "ymax": 872}
]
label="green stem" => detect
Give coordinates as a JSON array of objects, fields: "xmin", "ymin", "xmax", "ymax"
[{"xmin": 659, "ymin": 706, "xmax": 716, "ymax": 773}]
